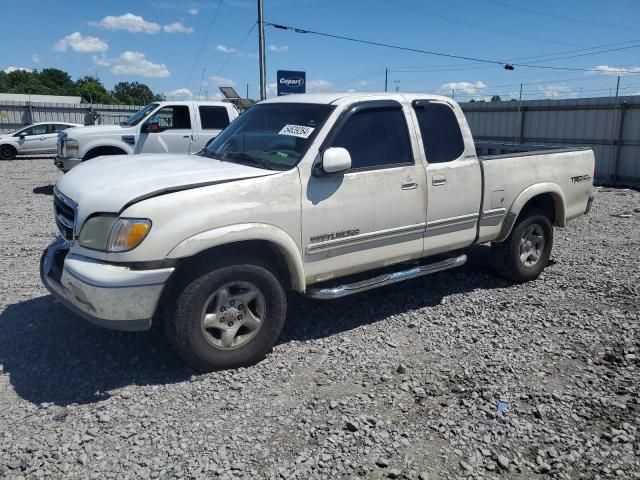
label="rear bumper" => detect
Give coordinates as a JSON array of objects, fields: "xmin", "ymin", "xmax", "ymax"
[
  {"xmin": 54, "ymin": 156, "xmax": 81, "ymax": 172},
  {"xmin": 40, "ymin": 237, "xmax": 174, "ymax": 331}
]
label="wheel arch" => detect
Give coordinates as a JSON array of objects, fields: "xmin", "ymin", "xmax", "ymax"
[
  {"xmin": 80, "ymin": 141, "xmax": 132, "ymax": 161},
  {"xmin": 496, "ymin": 183, "xmax": 566, "ymax": 243},
  {"xmin": 167, "ymin": 224, "xmax": 305, "ymax": 292}
]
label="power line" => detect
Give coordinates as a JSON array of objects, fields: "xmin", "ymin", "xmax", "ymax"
[
  {"xmin": 184, "ymin": 0, "xmax": 224, "ymax": 90},
  {"xmin": 213, "ymin": 22, "xmax": 258, "ymax": 78},
  {"xmin": 390, "ymin": 43, "xmax": 640, "ymax": 73},
  {"xmin": 267, "ymin": 22, "xmax": 640, "ymax": 74},
  {"xmin": 485, "ymin": 0, "xmax": 640, "ymax": 32}
]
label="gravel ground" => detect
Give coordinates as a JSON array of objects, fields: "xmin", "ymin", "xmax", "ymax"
[{"xmin": 0, "ymin": 158, "xmax": 638, "ymax": 480}]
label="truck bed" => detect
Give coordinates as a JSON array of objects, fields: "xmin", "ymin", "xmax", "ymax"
[{"xmin": 475, "ymin": 144, "xmax": 595, "ymax": 243}]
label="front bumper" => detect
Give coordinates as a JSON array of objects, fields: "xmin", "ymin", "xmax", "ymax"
[
  {"xmin": 40, "ymin": 237, "xmax": 175, "ymax": 331},
  {"xmin": 54, "ymin": 156, "xmax": 81, "ymax": 172}
]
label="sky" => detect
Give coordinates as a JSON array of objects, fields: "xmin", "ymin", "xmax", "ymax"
[{"xmin": 1, "ymin": 0, "xmax": 640, "ymax": 101}]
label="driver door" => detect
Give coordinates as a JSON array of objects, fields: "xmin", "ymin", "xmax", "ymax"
[
  {"xmin": 17, "ymin": 124, "xmax": 50, "ymax": 154},
  {"xmin": 300, "ymin": 100, "xmax": 427, "ymax": 283},
  {"xmin": 136, "ymin": 105, "xmax": 195, "ymax": 154}
]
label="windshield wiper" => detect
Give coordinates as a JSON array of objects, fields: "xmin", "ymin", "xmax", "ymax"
[{"xmin": 219, "ymin": 152, "xmax": 276, "ymax": 170}]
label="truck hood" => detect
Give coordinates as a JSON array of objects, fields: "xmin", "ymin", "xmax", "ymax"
[
  {"xmin": 63, "ymin": 125, "xmax": 120, "ymax": 137},
  {"xmin": 56, "ymin": 153, "xmax": 277, "ymax": 224}
]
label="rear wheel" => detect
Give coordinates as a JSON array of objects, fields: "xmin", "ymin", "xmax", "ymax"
[
  {"xmin": 0, "ymin": 145, "xmax": 17, "ymax": 160},
  {"xmin": 492, "ymin": 209, "xmax": 553, "ymax": 283},
  {"xmin": 166, "ymin": 260, "xmax": 287, "ymax": 371}
]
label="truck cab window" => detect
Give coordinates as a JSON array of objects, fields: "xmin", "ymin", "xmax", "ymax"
[
  {"xmin": 413, "ymin": 102, "xmax": 465, "ymax": 163},
  {"xmin": 330, "ymin": 108, "xmax": 413, "ymax": 170},
  {"xmin": 155, "ymin": 106, "xmax": 191, "ymax": 130},
  {"xmin": 199, "ymin": 106, "xmax": 230, "ymax": 129}
]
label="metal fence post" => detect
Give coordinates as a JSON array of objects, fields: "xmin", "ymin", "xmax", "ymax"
[{"xmin": 612, "ymin": 101, "xmax": 627, "ymax": 185}]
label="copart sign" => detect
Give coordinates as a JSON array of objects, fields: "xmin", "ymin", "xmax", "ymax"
[{"xmin": 277, "ymin": 70, "xmax": 306, "ymax": 96}]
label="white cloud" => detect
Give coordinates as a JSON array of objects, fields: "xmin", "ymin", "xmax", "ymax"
[
  {"xmin": 3, "ymin": 66, "xmax": 30, "ymax": 73},
  {"xmin": 215, "ymin": 44, "xmax": 237, "ymax": 54},
  {"xmin": 539, "ymin": 84, "xmax": 572, "ymax": 98},
  {"xmin": 187, "ymin": 8, "xmax": 199, "ymax": 15},
  {"xmin": 166, "ymin": 88, "xmax": 193, "ymax": 98},
  {"xmin": 307, "ymin": 79, "xmax": 333, "ymax": 91},
  {"xmin": 438, "ymin": 81, "xmax": 487, "ymax": 95},
  {"xmin": 93, "ymin": 51, "xmax": 170, "ymax": 78},
  {"xmin": 31, "ymin": 54, "xmax": 40, "ymax": 64},
  {"xmin": 163, "ymin": 22, "xmax": 194, "ymax": 34},
  {"xmin": 91, "ymin": 13, "xmax": 161, "ymax": 34},
  {"xmin": 209, "ymin": 75, "xmax": 235, "ymax": 86},
  {"xmin": 54, "ymin": 32, "xmax": 109, "ymax": 53},
  {"xmin": 591, "ymin": 65, "xmax": 640, "ymax": 76},
  {"xmin": 268, "ymin": 44, "xmax": 289, "ymax": 53},
  {"xmin": 358, "ymin": 80, "xmax": 368, "ymax": 86}
]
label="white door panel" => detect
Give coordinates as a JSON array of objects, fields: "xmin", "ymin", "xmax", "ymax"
[{"xmin": 301, "ymin": 101, "xmax": 427, "ymax": 283}]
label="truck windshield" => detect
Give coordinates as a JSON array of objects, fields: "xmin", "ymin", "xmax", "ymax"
[
  {"xmin": 203, "ymin": 103, "xmax": 334, "ymax": 170},
  {"xmin": 121, "ymin": 103, "xmax": 159, "ymax": 126}
]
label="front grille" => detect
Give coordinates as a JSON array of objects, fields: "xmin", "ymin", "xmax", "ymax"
[{"xmin": 53, "ymin": 189, "xmax": 76, "ymax": 240}]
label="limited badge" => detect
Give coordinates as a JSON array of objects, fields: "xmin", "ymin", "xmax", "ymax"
[{"xmin": 278, "ymin": 124, "xmax": 315, "ymax": 139}]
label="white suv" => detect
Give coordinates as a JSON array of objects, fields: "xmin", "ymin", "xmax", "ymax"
[{"xmin": 0, "ymin": 122, "xmax": 82, "ymax": 160}]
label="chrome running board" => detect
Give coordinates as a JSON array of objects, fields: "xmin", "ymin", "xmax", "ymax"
[{"xmin": 306, "ymin": 254, "xmax": 467, "ymax": 300}]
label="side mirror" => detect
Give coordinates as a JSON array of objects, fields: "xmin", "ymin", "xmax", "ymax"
[
  {"xmin": 19, "ymin": 133, "xmax": 26, "ymax": 139},
  {"xmin": 313, "ymin": 147, "xmax": 352, "ymax": 176},
  {"xmin": 145, "ymin": 115, "xmax": 160, "ymax": 133}
]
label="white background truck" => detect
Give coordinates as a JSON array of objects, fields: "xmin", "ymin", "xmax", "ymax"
[
  {"xmin": 54, "ymin": 100, "xmax": 239, "ymax": 171},
  {"xmin": 41, "ymin": 92, "xmax": 595, "ymax": 371}
]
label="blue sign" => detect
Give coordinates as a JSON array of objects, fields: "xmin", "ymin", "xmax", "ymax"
[{"xmin": 277, "ymin": 70, "xmax": 306, "ymax": 96}]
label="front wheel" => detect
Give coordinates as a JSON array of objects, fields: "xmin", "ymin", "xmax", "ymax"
[
  {"xmin": 166, "ymin": 261, "xmax": 287, "ymax": 371},
  {"xmin": 0, "ymin": 145, "xmax": 17, "ymax": 160},
  {"xmin": 491, "ymin": 209, "xmax": 553, "ymax": 283}
]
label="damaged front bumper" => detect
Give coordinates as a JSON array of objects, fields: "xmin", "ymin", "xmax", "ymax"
[{"xmin": 40, "ymin": 237, "xmax": 174, "ymax": 331}]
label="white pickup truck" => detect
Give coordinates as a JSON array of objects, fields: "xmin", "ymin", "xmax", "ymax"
[
  {"xmin": 41, "ymin": 93, "xmax": 595, "ymax": 371},
  {"xmin": 54, "ymin": 100, "xmax": 239, "ymax": 172}
]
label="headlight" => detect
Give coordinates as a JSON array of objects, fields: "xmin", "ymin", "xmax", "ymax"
[
  {"xmin": 78, "ymin": 216, "xmax": 151, "ymax": 252},
  {"xmin": 65, "ymin": 139, "xmax": 79, "ymax": 156}
]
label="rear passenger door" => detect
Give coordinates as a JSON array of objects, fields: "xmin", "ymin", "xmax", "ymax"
[
  {"xmin": 412, "ymin": 100, "xmax": 482, "ymax": 254},
  {"xmin": 198, "ymin": 105, "xmax": 231, "ymax": 150},
  {"xmin": 137, "ymin": 105, "xmax": 194, "ymax": 154},
  {"xmin": 301, "ymin": 100, "xmax": 427, "ymax": 282}
]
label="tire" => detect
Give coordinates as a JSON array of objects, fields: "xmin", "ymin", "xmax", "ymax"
[
  {"xmin": 0, "ymin": 145, "xmax": 17, "ymax": 160},
  {"xmin": 165, "ymin": 260, "xmax": 287, "ymax": 372},
  {"xmin": 491, "ymin": 209, "xmax": 553, "ymax": 283}
]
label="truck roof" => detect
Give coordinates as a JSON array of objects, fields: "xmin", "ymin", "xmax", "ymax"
[
  {"xmin": 157, "ymin": 100, "xmax": 232, "ymax": 107},
  {"xmin": 260, "ymin": 92, "xmax": 454, "ymax": 105}
]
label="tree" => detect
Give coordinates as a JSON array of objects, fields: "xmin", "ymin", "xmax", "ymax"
[
  {"xmin": 39, "ymin": 68, "xmax": 76, "ymax": 96},
  {"xmin": 490, "ymin": 95, "xmax": 502, "ymax": 102},
  {"xmin": 113, "ymin": 81, "xmax": 165, "ymax": 105},
  {"xmin": 0, "ymin": 67, "xmax": 165, "ymax": 105},
  {"xmin": 75, "ymin": 76, "xmax": 117, "ymax": 104}
]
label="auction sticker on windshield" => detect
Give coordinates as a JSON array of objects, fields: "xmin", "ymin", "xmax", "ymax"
[{"xmin": 278, "ymin": 124, "xmax": 315, "ymax": 139}]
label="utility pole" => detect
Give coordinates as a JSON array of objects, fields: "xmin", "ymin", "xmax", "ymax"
[
  {"xmin": 519, "ymin": 83, "xmax": 523, "ymax": 102},
  {"xmin": 258, "ymin": 0, "xmax": 266, "ymax": 100},
  {"xmin": 451, "ymin": 89, "xmax": 455, "ymax": 99},
  {"xmin": 384, "ymin": 68, "xmax": 388, "ymax": 92},
  {"xmin": 615, "ymin": 76, "xmax": 620, "ymax": 98},
  {"xmin": 246, "ymin": 83, "xmax": 249, "ymax": 99}
]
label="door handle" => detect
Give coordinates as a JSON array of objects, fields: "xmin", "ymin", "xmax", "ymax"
[
  {"xmin": 401, "ymin": 180, "xmax": 418, "ymax": 190},
  {"xmin": 432, "ymin": 175, "xmax": 447, "ymax": 186},
  {"xmin": 183, "ymin": 135, "xmax": 190, "ymax": 138}
]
